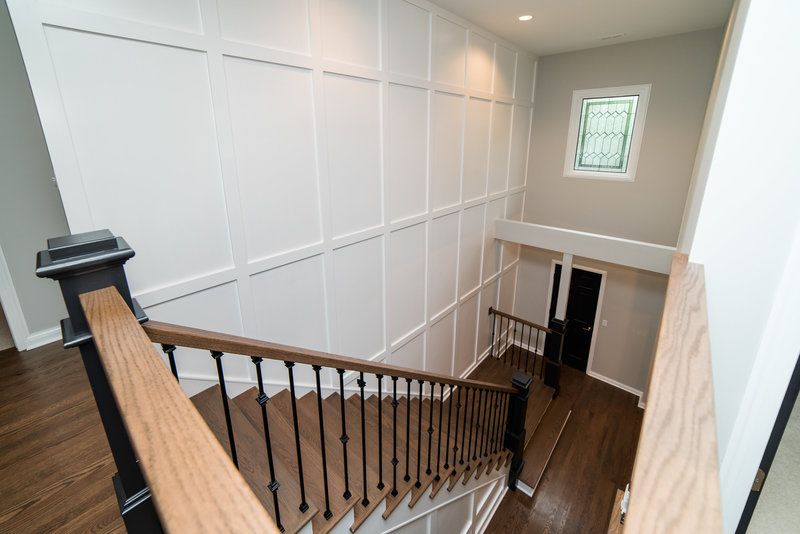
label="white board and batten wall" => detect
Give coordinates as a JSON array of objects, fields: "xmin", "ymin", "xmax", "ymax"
[{"xmin": 8, "ymin": 0, "xmax": 537, "ymax": 393}]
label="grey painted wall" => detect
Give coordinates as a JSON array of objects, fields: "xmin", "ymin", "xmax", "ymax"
[
  {"xmin": 513, "ymin": 29, "xmax": 722, "ymax": 395},
  {"xmin": 0, "ymin": 0, "xmax": 69, "ymax": 342},
  {"xmin": 514, "ymin": 246, "xmax": 667, "ymax": 395},
  {"xmin": 525, "ymin": 28, "xmax": 723, "ymax": 247}
]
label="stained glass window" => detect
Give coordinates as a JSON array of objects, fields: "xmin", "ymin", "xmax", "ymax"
[
  {"xmin": 563, "ymin": 84, "xmax": 650, "ymax": 181},
  {"xmin": 574, "ymin": 95, "xmax": 639, "ymax": 173}
]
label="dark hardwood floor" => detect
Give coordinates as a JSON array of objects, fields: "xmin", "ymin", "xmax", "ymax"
[
  {"xmin": 485, "ymin": 365, "xmax": 643, "ymax": 534},
  {"xmin": 0, "ymin": 342, "xmax": 641, "ymax": 534},
  {"xmin": 0, "ymin": 343, "xmax": 123, "ymax": 533}
]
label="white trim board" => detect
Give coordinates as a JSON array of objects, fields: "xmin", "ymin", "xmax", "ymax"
[
  {"xmin": 0, "ymin": 242, "xmax": 30, "ymax": 350},
  {"xmin": 495, "ymin": 219, "xmax": 676, "ymax": 274},
  {"xmin": 587, "ymin": 370, "xmax": 643, "ymax": 399}
]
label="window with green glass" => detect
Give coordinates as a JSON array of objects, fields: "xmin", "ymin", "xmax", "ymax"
[
  {"xmin": 574, "ymin": 95, "xmax": 639, "ymax": 173},
  {"xmin": 563, "ymin": 84, "xmax": 650, "ymax": 182}
]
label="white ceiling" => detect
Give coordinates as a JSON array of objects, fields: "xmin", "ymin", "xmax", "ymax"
[{"xmin": 429, "ymin": 0, "xmax": 734, "ymax": 56}]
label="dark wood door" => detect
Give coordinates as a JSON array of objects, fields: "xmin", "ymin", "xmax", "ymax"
[{"xmin": 548, "ymin": 264, "xmax": 602, "ymax": 372}]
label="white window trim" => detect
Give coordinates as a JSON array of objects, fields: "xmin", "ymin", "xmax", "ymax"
[{"xmin": 563, "ymin": 84, "xmax": 651, "ymax": 182}]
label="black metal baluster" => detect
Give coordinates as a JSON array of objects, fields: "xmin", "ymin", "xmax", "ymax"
[
  {"xmin": 358, "ymin": 372, "xmax": 369, "ymax": 506},
  {"xmin": 500, "ymin": 317, "xmax": 507, "ymax": 363},
  {"xmin": 252, "ymin": 357, "xmax": 284, "ymax": 532},
  {"xmin": 496, "ymin": 392, "xmax": 506, "ymax": 454},
  {"xmin": 285, "ymin": 361, "xmax": 309, "ymax": 512},
  {"xmin": 512, "ymin": 321, "xmax": 518, "ymax": 367},
  {"xmin": 415, "ymin": 380, "xmax": 423, "ymax": 487},
  {"xmin": 377, "ymin": 374, "xmax": 385, "ymax": 491},
  {"xmin": 313, "ymin": 366, "xmax": 332, "ymax": 519},
  {"xmin": 473, "ymin": 389, "xmax": 484, "ymax": 461},
  {"xmin": 493, "ymin": 392, "xmax": 502, "ymax": 454},
  {"xmin": 211, "ymin": 351, "xmax": 238, "ymax": 469},
  {"xmin": 450, "ymin": 385, "xmax": 459, "ymax": 475},
  {"xmin": 336, "ymin": 369, "xmax": 351, "ymax": 500},
  {"xmin": 425, "ymin": 381, "xmax": 435, "ymax": 476},
  {"xmin": 526, "ymin": 326, "xmax": 533, "ymax": 373},
  {"xmin": 160, "ymin": 344, "xmax": 179, "ymax": 381},
  {"xmin": 391, "ymin": 376, "xmax": 399, "ymax": 496},
  {"xmin": 479, "ymin": 390, "xmax": 489, "ymax": 459},
  {"xmin": 466, "ymin": 388, "xmax": 476, "ymax": 470},
  {"xmin": 483, "ymin": 390, "xmax": 495, "ymax": 457},
  {"xmin": 404, "ymin": 378, "xmax": 412, "ymax": 483},
  {"xmin": 489, "ymin": 310, "xmax": 496, "ymax": 359},
  {"xmin": 535, "ymin": 329, "xmax": 542, "ymax": 378},
  {"xmin": 498, "ymin": 393, "xmax": 509, "ymax": 454},
  {"xmin": 444, "ymin": 384, "xmax": 453, "ymax": 470},
  {"xmin": 434, "ymin": 383, "xmax": 444, "ymax": 481},
  {"xmin": 504, "ymin": 319, "xmax": 511, "ymax": 363},
  {"xmin": 459, "ymin": 388, "xmax": 468, "ymax": 466}
]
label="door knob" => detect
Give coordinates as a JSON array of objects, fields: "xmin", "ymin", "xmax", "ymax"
[{"xmin": 582, "ymin": 326, "xmax": 592, "ymax": 332}]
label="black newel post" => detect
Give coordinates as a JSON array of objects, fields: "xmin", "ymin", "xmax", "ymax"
[
  {"xmin": 504, "ymin": 372, "xmax": 532, "ymax": 490},
  {"xmin": 36, "ymin": 230, "xmax": 162, "ymax": 533},
  {"xmin": 543, "ymin": 318, "xmax": 566, "ymax": 398}
]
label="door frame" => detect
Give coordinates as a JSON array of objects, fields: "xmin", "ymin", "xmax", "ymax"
[{"xmin": 544, "ymin": 258, "xmax": 607, "ymax": 375}]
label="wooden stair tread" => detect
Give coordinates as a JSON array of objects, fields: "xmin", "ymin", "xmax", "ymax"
[
  {"xmin": 293, "ymin": 393, "xmax": 358, "ymax": 534},
  {"xmin": 517, "ymin": 396, "xmax": 572, "ymax": 492},
  {"xmin": 341, "ymin": 394, "xmax": 392, "ymax": 531},
  {"xmin": 524, "ymin": 383, "xmax": 554, "ymax": 450},
  {"xmin": 193, "ymin": 386, "xmax": 317, "ymax": 534}
]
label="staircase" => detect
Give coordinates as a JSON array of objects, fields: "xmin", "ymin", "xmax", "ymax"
[
  {"xmin": 182, "ymin": 332, "xmax": 571, "ymax": 534},
  {"xmin": 35, "ymin": 230, "xmax": 572, "ymax": 534}
]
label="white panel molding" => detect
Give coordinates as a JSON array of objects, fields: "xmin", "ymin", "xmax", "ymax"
[
  {"xmin": 496, "ymin": 219, "xmax": 676, "ymax": 274},
  {"xmin": 7, "ymin": 0, "xmax": 538, "ymax": 388}
]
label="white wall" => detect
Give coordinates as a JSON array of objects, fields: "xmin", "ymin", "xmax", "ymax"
[
  {"xmin": 686, "ymin": 0, "xmax": 800, "ymax": 531},
  {"xmin": 8, "ymin": 0, "xmax": 535, "ymax": 389},
  {"xmin": 0, "ymin": 0, "xmax": 69, "ymax": 349}
]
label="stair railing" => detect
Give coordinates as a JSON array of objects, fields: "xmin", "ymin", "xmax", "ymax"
[
  {"xmin": 488, "ymin": 307, "xmax": 565, "ymax": 397},
  {"xmin": 37, "ymin": 230, "xmax": 530, "ymax": 533}
]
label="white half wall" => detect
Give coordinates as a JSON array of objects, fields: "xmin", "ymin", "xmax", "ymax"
[
  {"xmin": 8, "ymin": 0, "xmax": 536, "ymax": 387},
  {"xmin": 685, "ymin": 0, "xmax": 800, "ymax": 531}
]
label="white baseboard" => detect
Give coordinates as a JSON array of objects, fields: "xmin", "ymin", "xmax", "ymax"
[
  {"xmin": 586, "ymin": 370, "xmax": 643, "ymax": 401},
  {"xmin": 638, "ymin": 399, "xmax": 647, "ymax": 410},
  {"xmin": 26, "ymin": 326, "xmax": 62, "ymax": 350}
]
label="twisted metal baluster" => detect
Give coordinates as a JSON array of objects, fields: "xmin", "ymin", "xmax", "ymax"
[
  {"xmin": 526, "ymin": 326, "xmax": 533, "ymax": 373},
  {"xmin": 285, "ymin": 361, "xmax": 309, "ymax": 512},
  {"xmin": 377, "ymin": 374, "xmax": 385, "ymax": 491},
  {"xmin": 415, "ymin": 380, "xmax": 423, "ymax": 487},
  {"xmin": 252, "ymin": 357, "xmax": 283, "ymax": 532},
  {"xmin": 434, "ymin": 383, "xmax": 445, "ymax": 481},
  {"xmin": 391, "ymin": 376, "xmax": 399, "ymax": 497},
  {"xmin": 211, "ymin": 351, "xmax": 237, "ymax": 469},
  {"xmin": 425, "ymin": 381, "xmax": 435, "ymax": 476},
  {"xmin": 336, "ymin": 369, "xmax": 351, "ymax": 500},
  {"xmin": 358, "ymin": 372, "xmax": 369, "ymax": 507},
  {"xmin": 404, "ymin": 378, "xmax": 412, "ymax": 483},
  {"xmin": 444, "ymin": 384, "xmax": 453, "ymax": 471},
  {"xmin": 466, "ymin": 388, "xmax": 476, "ymax": 470},
  {"xmin": 489, "ymin": 310, "xmax": 496, "ymax": 359},
  {"xmin": 312, "ymin": 366, "xmax": 332, "ymax": 519},
  {"xmin": 459, "ymin": 388, "xmax": 469, "ymax": 466}
]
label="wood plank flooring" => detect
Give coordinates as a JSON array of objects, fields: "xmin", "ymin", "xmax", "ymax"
[
  {"xmin": 0, "ymin": 342, "xmax": 641, "ymax": 533},
  {"xmin": 484, "ymin": 364, "xmax": 643, "ymax": 534},
  {"xmin": 0, "ymin": 344, "xmax": 123, "ymax": 533}
]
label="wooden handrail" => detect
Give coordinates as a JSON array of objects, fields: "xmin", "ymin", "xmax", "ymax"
[
  {"xmin": 624, "ymin": 253, "xmax": 721, "ymax": 532},
  {"xmin": 143, "ymin": 320, "xmax": 517, "ymax": 395},
  {"xmin": 488, "ymin": 307, "xmax": 552, "ymax": 334},
  {"xmin": 80, "ymin": 287, "xmax": 280, "ymax": 533}
]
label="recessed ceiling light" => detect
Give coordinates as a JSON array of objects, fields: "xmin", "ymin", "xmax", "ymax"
[{"xmin": 518, "ymin": 15, "xmax": 533, "ymax": 21}]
